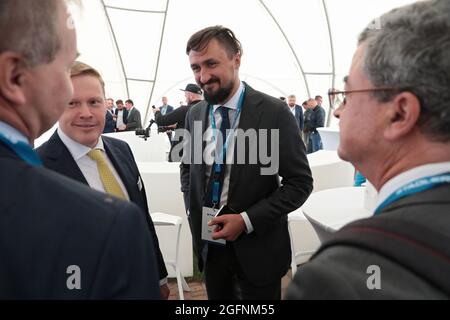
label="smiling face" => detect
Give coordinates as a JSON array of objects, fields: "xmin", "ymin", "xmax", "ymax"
[
  {"xmin": 189, "ymin": 38, "xmax": 240, "ymax": 105},
  {"xmin": 58, "ymin": 74, "xmax": 106, "ymax": 148}
]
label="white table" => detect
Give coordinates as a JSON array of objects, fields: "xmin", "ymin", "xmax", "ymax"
[
  {"xmin": 302, "ymin": 187, "xmax": 373, "ymax": 242},
  {"xmin": 137, "ymin": 162, "xmax": 193, "ymax": 277},
  {"xmin": 307, "ymin": 150, "xmax": 355, "ymax": 193},
  {"xmin": 317, "ymin": 127, "xmax": 340, "ymax": 151}
]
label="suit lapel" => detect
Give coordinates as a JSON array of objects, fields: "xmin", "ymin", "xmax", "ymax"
[
  {"xmin": 228, "ymin": 84, "xmax": 264, "ymax": 200},
  {"xmin": 42, "ymin": 132, "xmax": 88, "ymax": 184}
]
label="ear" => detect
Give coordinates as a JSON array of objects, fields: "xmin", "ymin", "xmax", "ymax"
[
  {"xmin": 0, "ymin": 52, "xmax": 27, "ymax": 106},
  {"xmin": 384, "ymin": 91, "xmax": 421, "ymax": 141},
  {"xmin": 234, "ymin": 53, "xmax": 241, "ymax": 69}
]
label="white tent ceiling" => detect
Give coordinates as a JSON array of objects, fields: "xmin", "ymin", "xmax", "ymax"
[{"xmin": 36, "ymin": 0, "xmax": 417, "ymax": 146}]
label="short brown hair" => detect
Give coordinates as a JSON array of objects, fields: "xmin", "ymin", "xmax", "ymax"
[
  {"xmin": 71, "ymin": 61, "xmax": 105, "ymax": 94},
  {"xmin": 0, "ymin": 0, "xmax": 61, "ymax": 67},
  {"xmin": 186, "ymin": 26, "xmax": 243, "ymax": 59}
]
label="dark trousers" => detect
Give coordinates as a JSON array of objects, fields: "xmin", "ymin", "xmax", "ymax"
[{"xmin": 204, "ymin": 243, "xmax": 281, "ymax": 300}]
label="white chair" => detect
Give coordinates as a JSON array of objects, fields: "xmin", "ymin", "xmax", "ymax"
[
  {"xmin": 150, "ymin": 212, "xmax": 191, "ymax": 300},
  {"xmin": 287, "ymin": 208, "xmax": 316, "ymax": 275}
]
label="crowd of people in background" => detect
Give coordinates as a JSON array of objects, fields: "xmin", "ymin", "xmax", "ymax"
[{"xmin": 280, "ymin": 94, "xmax": 326, "ymax": 153}]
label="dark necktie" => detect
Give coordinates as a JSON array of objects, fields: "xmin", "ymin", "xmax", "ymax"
[{"xmin": 204, "ymin": 106, "xmax": 230, "ymax": 207}]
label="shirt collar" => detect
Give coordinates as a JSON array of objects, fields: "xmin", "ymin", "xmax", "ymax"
[
  {"xmin": 212, "ymin": 81, "xmax": 244, "ymax": 112},
  {"xmin": 0, "ymin": 121, "xmax": 31, "ymax": 145},
  {"xmin": 57, "ymin": 128, "xmax": 105, "ymax": 161},
  {"xmin": 377, "ymin": 162, "xmax": 450, "ymax": 207}
]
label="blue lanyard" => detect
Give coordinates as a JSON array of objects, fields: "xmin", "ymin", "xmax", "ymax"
[
  {"xmin": 208, "ymin": 87, "xmax": 246, "ymax": 205},
  {"xmin": 0, "ymin": 131, "xmax": 43, "ymax": 167},
  {"xmin": 374, "ymin": 173, "xmax": 450, "ymax": 215}
]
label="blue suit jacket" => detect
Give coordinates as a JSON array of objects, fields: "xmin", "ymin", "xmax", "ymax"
[
  {"xmin": 36, "ymin": 132, "xmax": 168, "ymax": 281},
  {"xmin": 0, "ymin": 141, "xmax": 160, "ymax": 299},
  {"xmin": 103, "ymin": 110, "xmax": 116, "ymax": 133}
]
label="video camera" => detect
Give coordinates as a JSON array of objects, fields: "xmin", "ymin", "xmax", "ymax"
[{"xmin": 135, "ymin": 119, "xmax": 173, "ymax": 140}]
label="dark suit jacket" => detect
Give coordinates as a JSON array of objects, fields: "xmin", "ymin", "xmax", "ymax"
[
  {"xmin": 160, "ymin": 105, "xmax": 174, "ymax": 115},
  {"xmin": 293, "ymin": 105, "xmax": 304, "ymax": 131},
  {"xmin": 126, "ymin": 108, "xmax": 142, "ymax": 131},
  {"xmin": 155, "ymin": 100, "xmax": 202, "ymax": 162},
  {"xmin": 0, "ymin": 142, "xmax": 160, "ymax": 299},
  {"xmin": 37, "ymin": 132, "xmax": 168, "ymax": 281},
  {"xmin": 103, "ymin": 110, "xmax": 116, "ymax": 133},
  {"xmin": 286, "ymin": 184, "xmax": 450, "ymax": 299},
  {"xmin": 180, "ymin": 83, "xmax": 313, "ymax": 286}
]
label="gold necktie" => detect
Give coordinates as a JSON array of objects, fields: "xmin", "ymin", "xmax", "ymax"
[{"xmin": 87, "ymin": 149, "xmax": 126, "ymax": 200}]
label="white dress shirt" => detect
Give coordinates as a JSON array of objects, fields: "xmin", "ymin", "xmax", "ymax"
[
  {"xmin": 376, "ymin": 162, "xmax": 450, "ymax": 209},
  {"xmin": 57, "ymin": 129, "xmax": 130, "ymax": 200},
  {"xmin": 289, "ymin": 105, "xmax": 296, "ymax": 117},
  {"xmin": 116, "ymin": 109, "xmax": 125, "ymax": 129},
  {"xmin": 204, "ymin": 81, "xmax": 254, "ymax": 233}
]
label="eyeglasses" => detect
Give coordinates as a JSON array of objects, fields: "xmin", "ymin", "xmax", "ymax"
[{"xmin": 328, "ymin": 87, "xmax": 402, "ymax": 110}]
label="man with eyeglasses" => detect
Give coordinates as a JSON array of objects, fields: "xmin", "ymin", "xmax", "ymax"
[{"xmin": 287, "ymin": 0, "xmax": 450, "ymax": 299}]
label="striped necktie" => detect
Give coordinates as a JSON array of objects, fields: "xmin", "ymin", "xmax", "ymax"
[{"xmin": 87, "ymin": 149, "xmax": 126, "ymax": 200}]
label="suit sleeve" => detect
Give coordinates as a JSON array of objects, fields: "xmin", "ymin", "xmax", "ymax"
[
  {"xmin": 180, "ymin": 109, "xmax": 192, "ymax": 206},
  {"xmin": 89, "ymin": 201, "xmax": 161, "ymax": 299},
  {"xmin": 126, "ymin": 110, "xmax": 142, "ymax": 130},
  {"xmin": 154, "ymin": 107, "xmax": 185, "ymax": 127},
  {"xmin": 311, "ymin": 107, "xmax": 326, "ymax": 130},
  {"xmin": 246, "ymin": 104, "xmax": 313, "ymax": 235}
]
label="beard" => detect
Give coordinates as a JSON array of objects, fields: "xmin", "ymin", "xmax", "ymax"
[{"xmin": 202, "ymin": 78, "xmax": 235, "ymax": 105}]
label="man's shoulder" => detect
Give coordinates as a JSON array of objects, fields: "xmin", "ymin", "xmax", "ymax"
[
  {"xmin": 189, "ymin": 100, "xmax": 208, "ymax": 116},
  {"xmin": 245, "ymin": 84, "xmax": 289, "ymax": 113}
]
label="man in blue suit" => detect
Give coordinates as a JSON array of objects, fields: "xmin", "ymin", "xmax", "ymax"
[
  {"xmin": 0, "ymin": 0, "xmax": 160, "ymax": 299},
  {"xmin": 37, "ymin": 61, "xmax": 170, "ymax": 299},
  {"xmin": 103, "ymin": 98, "xmax": 116, "ymax": 133},
  {"xmin": 160, "ymin": 97, "xmax": 174, "ymax": 115},
  {"xmin": 287, "ymin": 94, "xmax": 304, "ymax": 132}
]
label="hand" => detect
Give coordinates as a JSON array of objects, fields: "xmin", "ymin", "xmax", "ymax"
[
  {"xmin": 118, "ymin": 124, "xmax": 126, "ymax": 131},
  {"xmin": 208, "ymin": 214, "xmax": 246, "ymax": 241},
  {"xmin": 160, "ymin": 283, "xmax": 170, "ymax": 300},
  {"xmin": 153, "ymin": 107, "xmax": 160, "ymax": 114}
]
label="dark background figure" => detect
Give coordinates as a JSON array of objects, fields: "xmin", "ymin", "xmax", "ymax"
[
  {"xmin": 303, "ymin": 97, "xmax": 325, "ymax": 153},
  {"xmin": 153, "ymin": 83, "xmax": 203, "ymax": 162},
  {"xmin": 287, "ymin": 94, "xmax": 304, "ymax": 132},
  {"xmin": 125, "ymin": 99, "xmax": 142, "ymax": 131},
  {"xmin": 103, "ymin": 98, "xmax": 116, "ymax": 133}
]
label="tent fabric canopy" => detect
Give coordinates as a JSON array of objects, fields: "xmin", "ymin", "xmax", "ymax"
[{"xmin": 36, "ymin": 0, "xmax": 416, "ymax": 147}]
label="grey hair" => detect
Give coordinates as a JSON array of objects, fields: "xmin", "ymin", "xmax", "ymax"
[
  {"xmin": 358, "ymin": 0, "xmax": 450, "ymax": 142},
  {"xmin": 0, "ymin": 0, "xmax": 63, "ymax": 67}
]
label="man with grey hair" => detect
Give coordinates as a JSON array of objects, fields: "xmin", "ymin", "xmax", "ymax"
[
  {"xmin": 287, "ymin": 0, "xmax": 450, "ymax": 299},
  {"xmin": 0, "ymin": 0, "xmax": 160, "ymax": 299}
]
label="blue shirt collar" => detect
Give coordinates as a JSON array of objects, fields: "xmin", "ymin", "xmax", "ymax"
[{"xmin": 0, "ymin": 121, "xmax": 31, "ymax": 145}]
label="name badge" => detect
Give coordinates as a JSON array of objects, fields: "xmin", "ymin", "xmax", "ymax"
[{"xmin": 201, "ymin": 206, "xmax": 226, "ymax": 245}]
